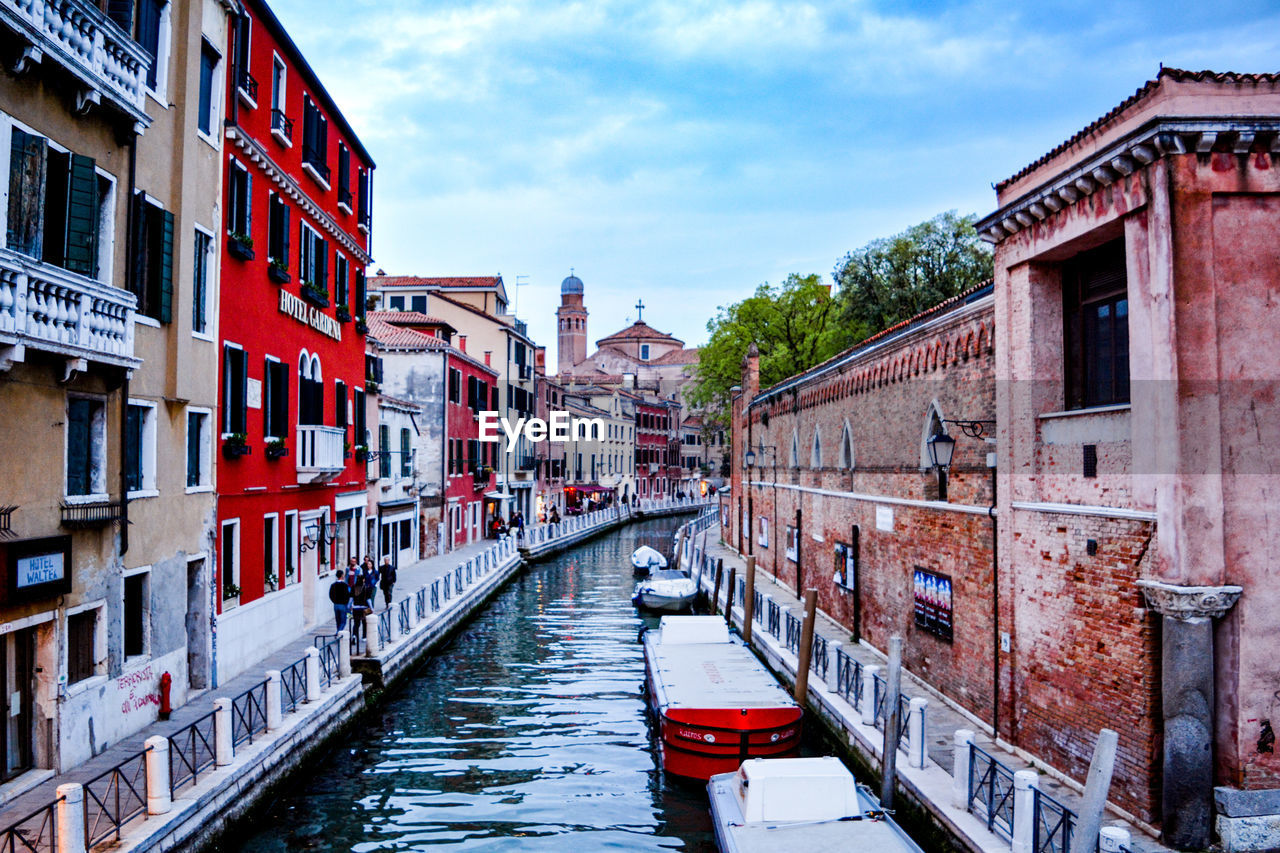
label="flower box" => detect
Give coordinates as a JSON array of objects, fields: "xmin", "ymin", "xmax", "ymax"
[
  {"xmin": 228, "ymin": 235, "xmax": 255, "ymax": 261},
  {"xmin": 268, "ymin": 264, "xmax": 291, "ymax": 284},
  {"xmin": 336, "ymin": 305, "xmax": 352, "ymax": 322},
  {"xmin": 300, "ymin": 282, "xmax": 329, "ymax": 308}
]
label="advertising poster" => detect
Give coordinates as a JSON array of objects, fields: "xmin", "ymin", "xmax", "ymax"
[{"xmin": 913, "ymin": 567, "xmax": 953, "ymax": 642}]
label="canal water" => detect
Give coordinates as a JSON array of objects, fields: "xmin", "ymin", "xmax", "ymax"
[{"xmin": 232, "ymin": 517, "xmax": 722, "ymax": 851}]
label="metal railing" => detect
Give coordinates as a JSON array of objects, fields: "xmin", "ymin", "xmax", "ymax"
[
  {"xmin": 84, "ymin": 747, "xmax": 148, "ymax": 846},
  {"xmin": 398, "ymin": 597, "xmax": 410, "ymax": 635},
  {"xmin": 969, "ymin": 743, "xmax": 1016, "ymax": 840},
  {"xmin": 810, "ymin": 633, "xmax": 829, "ymax": 681},
  {"xmin": 834, "ymin": 647, "xmax": 862, "ymax": 707},
  {"xmin": 271, "ymin": 108, "xmax": 294, "ymax": 141},
  {"xmin": 230, "ymin": 680, "xmax": 269, "ymax": 748},
  {"xmin": 168, "ymin": 710, "xmax": 217, "ymax": 797},
  {"xmin": 753, "ymin": 589, "xmax": 764, "ymax": 624},
  {"xmin": 431, "ymin": 580, "xmax": 441, "ymax": 610},
  {"xmin": 280, "ymin": 656, "xmax": 307, "ymax": 713},
  {"xmin": 0, "ymin": 796, "xmax": 59, "ymax": 853},
  {"xmin": 316, "ymin": 634, "xmax": 339, "ymax": 689},
  {"xmin": 1032, "ymin": 786, "xmax": 1076, "ymax": 853},
  {"xmin": 766, "ymin": 599, "xmax": 781, "ymax": 638},
  {"xmin": 377, "ymin": 608, "xmax": 391, "ymax": 647},
  {"xmin": 784, "ymin": 611, "xmax": 802, "ymax": 654},
  {"xmin": 416, "ymin": 587, "xmax": 427, "ymax": 620}
]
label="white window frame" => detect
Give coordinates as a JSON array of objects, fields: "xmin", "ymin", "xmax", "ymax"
[
  {"xmin": 263, "ymin": 354, "xmax": 282, "ymax": 440},
  {"xmin": 640, "ymin": 344, "xmax": 650, "ymax": 360},
  {"xmin": 263, "ymin": 512, "xmax": 279, "ymax": 592},
  {"xmin": 185, "ymin": 406, "xmax": 213, "ymax": 492},
  {"xmin": 122, "ymin": 565, "xmax": 152, "ymax": 665},
  {"xmin": 63, "ymin": 599, "xmax": 108, "ymax": 695},
  {"xmin": 126, "ymin": 397, "xmax": 159, "ymax": 498},
  {"xmin": 270, "ymin": 53, "xmax": 289, "ymax": 142},
  {"xmin": 222, "ymin": 341, "xmax": 246, "ymax": 438},
  {"xmin": 220, "ymin": 519, "xmax": 241, "ymax": 607},
  {"xmin": 192, "ymin": 222, "xmax": 215, "ymax": 341},
  {"xmin": 144, "ymin": 0, "xmax": 174, "ymax": 107},
  {"xmin": 196, "ymin": 38, "xmax": 223, "ymax": 150},
  {"xmin": 283, "ymin": 510, "xmax": 298, "ymax": 587},
  {"xmin": 758, "ymin": 516, "xmax": 769, "ymax": 548},
  {"xmin": 235, "ymin": 15, "xmax": 256, "ymax": 108},
  {"xmin": 64, "ymin": 392, "xmax": 108, "ymax": 502}
]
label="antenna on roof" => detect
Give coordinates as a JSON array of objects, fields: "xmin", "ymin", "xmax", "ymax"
[{"xmin": 514, "ymin": 274, "xmax": 529, "ymax": 317}]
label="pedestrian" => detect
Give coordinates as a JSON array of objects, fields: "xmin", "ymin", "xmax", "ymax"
[
  {"xmin": 350, "ymin": 570, "xmax": 373, "ymax": 650},
  {"xmin": 549, "ymin": 506, "xmax": 560, "ymax": 525},
  {"xmin": 379, "ymin": 556, "xmax": 396, "ymax": 608},
  {"xmin": 329, "ymin": 569, "xmax": 351, "ymax": 632},
  {"xmin": 512, "ymin": 510, "xmax": 525, "ymax": 541}
]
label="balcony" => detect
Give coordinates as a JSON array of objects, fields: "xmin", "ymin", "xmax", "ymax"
[
  {"xmin": 60, "ymin": 499, "xmax": 124, "ymax": 528},
  {"xmin": 270, "ymin": 109, "xmax": 293, "ymax": 145},
  {"xmin": 296, "ymin": 424, "xmax": 345, "ymax": 484},
  {"xmin": 1, "ymin": 0, "xmax": 150, "ymax": 126},
  {"xmin": 515, "ymin": 454, "xmax": 537, "ymax": 472},
  {"xmin": 0, "ymin": 247, "xmax": 139, "ymax": 371}
]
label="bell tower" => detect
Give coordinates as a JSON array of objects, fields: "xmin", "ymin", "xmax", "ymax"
[{"xmin": 557, "ymin": 270, "xmax": 587, "ymax": 375}]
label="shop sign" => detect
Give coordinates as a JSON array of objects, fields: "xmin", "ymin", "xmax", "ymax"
[
  {"xmin": 2, "ymin": 536, "xmax": 72, "ymax": 604},
  {"xmin": 279, "ymin": 290, "xmax": 342, "ymax": 341}
]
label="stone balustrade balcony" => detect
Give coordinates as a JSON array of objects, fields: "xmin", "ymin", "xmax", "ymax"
[
  {"xmin": 0, "ymin": 246, "xmax": 139, "ymax": 372},
  {"xmin": 1, "ymin": 0, "xmax": 151, "ymax": 126},
  {"xmin": 296, "ymin": 424, "xmax": 346, "ymax": 484}
]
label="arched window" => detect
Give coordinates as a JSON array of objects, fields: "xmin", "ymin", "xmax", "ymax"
[
  {"xmin": 789, "ymin": 429, "xmax": 799, "ymax": 468},
  {"xmin": 920, "ymin": 402, "xmax": 946, "ymax": 469},
  {"xmin": 839, "ymin": 420, "xmax": 854, "ymax": 469},
  {"xmin": 810, "ymin": 427, "xmax": 822, "ymax": 468},
  {"xmin": 299, "ymin": 351, "xmax": 324, "ymax": 425}
]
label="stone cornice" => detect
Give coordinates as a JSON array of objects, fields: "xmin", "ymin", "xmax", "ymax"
[
  {"xmin": 225, "ymin": 126, "xmax": 373, "ymax": 266},
  {"xmin": 977, "ymin": 118, "xmax": 1280, "ymax": 244},
  {"xmin": 1138, "ymin": 579, "xmax": 1242, "ymax": 622}
]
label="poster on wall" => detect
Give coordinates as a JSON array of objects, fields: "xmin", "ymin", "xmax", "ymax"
[
  {"xmin": 913, "ymin": 567, "xmax": 953, "ymax": 642},
  {"xmin": 785, "ymin": 526, "xmax": 798, "ymax": 561},
  {"xmin": 833, "ymin": 542, "xmax": 856, "ymax": 591}
]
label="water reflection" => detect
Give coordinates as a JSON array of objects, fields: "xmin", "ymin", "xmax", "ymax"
[{"xmin": 234, "ymin": 518, "xmax": 715, "ymax": 852}]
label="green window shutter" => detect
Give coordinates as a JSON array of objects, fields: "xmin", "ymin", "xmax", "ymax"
[
  {"xmin": 157, "ymin": 209, "xmax": 174, "ymax": 323},
  {"xmin": 130, "ymin": 192, "xmax": 148, "ymax": 305},
  {"xmin": 277, "ymin": 366, "xmax": 289, "ymax": 439},
  {"xmin": 281, "ymin": 204, "xmax": 290, "ymax": 265},
  {"xmin": 187, "ymin": 413, "xmax": 201, "ymax": 487},
  {"xmin": 244, "ymin": 171, "xmax": 253, "ymax": 235},
  {"xmin": 7, "ymin": 128, "xmax": 47, "ymax": 258},
  {"xmin": 263, "ymin": 359, "xmax": 274, "ymax": 437},
  {"xmin": 66, "ymin": 399, "xmax": 91, "ymax": 495},
  {"xmin": 64, "ymin": 154, "xmax": 99, "ymax": 277},
  {"xmin": 238, "ymin": 349, "xmax": 249, "ymax": 433},
  {"xmin": 106, "ymin": 0, "xmax": 134, "ymax": 32},
  {"xmin": 125, "ymin": 405, "xmax": 143, "ymax": 491}
]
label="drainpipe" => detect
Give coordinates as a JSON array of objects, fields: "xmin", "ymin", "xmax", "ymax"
[
  {"xmin": 118, "ymin": 133, "xmax": 139, "ymax": 555},
  {"xmin": 990, "ymin": 458, "xmax": 999, "ymax": 740}
]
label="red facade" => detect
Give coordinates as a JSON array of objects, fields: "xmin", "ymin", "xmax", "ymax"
[
  {"xmin": 443, "ymin": 350, "xmax": 498, "ymax": 549},
  {"xmin": 636, "ymin": 400, "xmax": 671, "ymax": 499},
  {"xmin": 214, "ymin": 0, "xmax": 375, "ymax": 659}
]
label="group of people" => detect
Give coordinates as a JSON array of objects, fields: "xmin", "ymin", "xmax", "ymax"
[
  {"xmin": 488, "ymin": 510, "xmax": 529, "ymax": 540},
  {"xmin": 327, "ymin": 555, "xmax": 399, "ymax": 644}
]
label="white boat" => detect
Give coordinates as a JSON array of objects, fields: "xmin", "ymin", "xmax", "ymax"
[
  {"xmin": 631, "ymin": 545, "xmax": 668, "ymax": 574},
  {"xmin": 632, "ymin": 570, "xmax": 698, "ymax": 612},
  {"xmin": 707, "ymin": 757, "xmax": 924, "ymax": 853}
]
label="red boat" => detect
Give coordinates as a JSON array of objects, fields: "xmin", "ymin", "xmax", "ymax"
[{"xmin": 643, "ymin": 616, "xmax": 802, "ymax": 781}]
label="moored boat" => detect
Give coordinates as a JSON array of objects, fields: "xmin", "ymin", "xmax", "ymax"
[
  {"xmin": 631, "ymin": 545, "xmax": 668, "ymax": 575},
  {"xmin": 632, "ymin": 570, "xmax": 698, "ymax": 612},
  {"xmin": 707, "ymin": 757, "xmax": 924, "ymax": 853},
  {"xmin": 643, "ymin": 616, "xmax": 802, "ymax": 781}
]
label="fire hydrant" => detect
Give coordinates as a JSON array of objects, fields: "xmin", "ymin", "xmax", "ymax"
[{"xmin": 159, "ymin": 671, "xmax": 172, "ymax": 720}]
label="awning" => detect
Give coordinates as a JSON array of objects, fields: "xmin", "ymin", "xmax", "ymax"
[
  {"xmin": 484, "ymin": 491, "xmax": 516, "ymax": 501},
  {"xmin": 570, "ymin": 485, "xmax": 614, "ymax": 494}
]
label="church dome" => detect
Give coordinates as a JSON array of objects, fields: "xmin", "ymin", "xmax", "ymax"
[{"xmin": 561, "ymin": 272, "xmax": 584, "ymax": 294}]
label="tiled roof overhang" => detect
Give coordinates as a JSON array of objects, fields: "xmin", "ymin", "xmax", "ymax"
[{"xmin": 977, "ymin": 118, "xmax": 1280, "ymax": 244}]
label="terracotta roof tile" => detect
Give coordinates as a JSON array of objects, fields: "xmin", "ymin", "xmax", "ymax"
[
  {"xmin": 596, "ymin": 320, "xmax": 684, "ymax": 345},
  {"xmin": 366, "ymin": 315, "xmax": 452, "ymax": 350},
  {"xmin": 374, "ymin": 275, "xmax": 502, "ymax": 289},
  {"xmin": 372, "ymin": 310, "xmax": 455, "ymax": 329}
]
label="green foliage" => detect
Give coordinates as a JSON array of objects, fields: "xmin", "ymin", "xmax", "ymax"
[
  {"xmin": 689, "ymin": 273, "xmax": 841, "ymax": 425},
  {"xmin": 830, "ymin": 211, "xmax": 992, "ymax": 351}
]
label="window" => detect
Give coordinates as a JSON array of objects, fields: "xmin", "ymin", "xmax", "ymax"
[
  {"xmin": 448, "ymin": 368, "xmax": 461, "ymax": 404},
  {"xmin": 222, "ymin": 345, "xmax": 247, "ymax": 434},
  {"xmin": 1064, "ymin": 239, "xmax": 1129, "ymax": 409},
  {"xmin": 186, "ymin": 410, "xmax": 210, "ymax": 488},
  {"xmin": 268, "ymin": 193, "xmax": 290, "ymax": 269},
  {"xmin": 378, "ymin": 424, "xmax": 390, "ymax": 478},
  {"xmin": 298, "ymin": 353, "xmax": 323, "ymax": 425},
  {"xmin": 123, "ymin": 572, "xmax": 148, "ymax": 659},
  {"xmin": 227, "ymin": 160, "xmax": 251, "ymax": 241},
  {"xmin": 263, "ymin": 514, "xmax": 278, "ymax": 591},
  {"xmin": 354, "ymin": 269, "xmax": 367, "ymax": 318},
  {"xmin": 758, "ymin": 517, "xmax": 769, "ymax": 548},
  {"xmin": 335, "ymin": 252, "xmax": 348, "ymax": 309},
  {"xmin": 299, "ymin": 222, "xmax": 328, "ymax": 295},
  {"xmin": 66, "ymin": 396, "xmax": 106, "ymax": 497},
  {"xmin": 400, "ymin": 428, "xmax": 412, "ymax": 478},
  {"xmin": 839, "ymin": 421, "xmax": 854, "ymax": 469},
  {"xmin": 301, "ymin": 96, "xmax": 329, "ymax": 183},
  {"xmin": 810, "ymin": 428, "xmax": 822, "ymax": 468},
  {"xmin": 789, "ymin": 430, "xmax": 799, "ymax": 468},
  {"xmin": 270, "ymin": 55, "xmax": 290, "ymax": 143},
  {"xmin": 640, "ymin": 344, "xmax": 649, "ymax": 360},
  {"xmin": 192, "ymin": 227, "xmax": 212, "ymax": 333},
  {"xmin": 353, "ymin": 388, "xmax": 366, "ymax": 448},
  {"xmin": 7, "ymin": 130, "xmax": 107, "ymax": 279},
  {"xmin": 197, "ymin": 40, "xmax": 219, "ymax": 136},
  {"xmin": 335, "ymin": 379, "xmax": 347, "ymax": 433},
  {"xmin": 388, "ymin": 295, "xmax": 404, "ymax": 311},
  {"xmin": 220, "ymin": 521, "xmax": 240, "ymax": 601},
  {"xmin": 337, "ymin": 143, "xmax": 351, "ymax": 209},
  {"xmin": 264, "ymin": 358, "xmax": 289, "ymax": 438},
  {"xmin": 357, "ymin": 169, "xmax": 371, "ymax": 229},
  {"xmin": 134, "ymin": 0, "xmax": 169, "ymax": 94},
  {"xmin": 411, "ymin": 294, "xmax": 427, "ymax": 313},
  {"xmin": 125, "ymin": 401, "xmax": 156, "ymax": 494},
  {"xmin": 283, "ymin": 511, "xmax": 297, "ymax": 586},
  {"xmin": 785, "ymin": 525, "xmax": 799, "ymax": 561},
  {"xmin": 129, "ymin": 193, "xmax": 175, "ymax": 322},
  {"xmin": 233, "ymin": 15, "xmax": 253, "ymax": 103},
  {"xmin": 66, "ymin": 609, "xmax": 97, "ymax": 684}
]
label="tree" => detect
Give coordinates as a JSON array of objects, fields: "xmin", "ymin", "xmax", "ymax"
[
  {"xmin": 830, "ymin": 211, "xmax": 992, "ymax": 351},
  {"xmin": 688, "ymin": 273, "xmax": 841, "ymax": 427}
]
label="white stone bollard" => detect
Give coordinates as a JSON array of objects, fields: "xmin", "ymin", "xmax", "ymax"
[
  {"xmin": 144, "ymin": 736, "xmax": 172, "ymax": 815},
  {"xmin": 265, "ymin": 670, "xmax": 283, "ymax": 730},
  {"xmin": 1012, "ymin": 769, "xmax": 1039, "ymax": 853},
  {"xmin": 213, "ymin": 698, "xmax": 233, "ymax": 766},
  {"xmin": 338, "ymin": 629, "xmax": 352, "ymax": 678},
  {"xmin": 56, "ymin": 783, "xmax": 87, "ymax": 853},
  {"xmin": 365, "ymin": 613, "xmax": 380, "ymax": 654},
  {"xmin": 861, "ymin": 665, "xmax": 880, "ymax": 726},
  {"xmin": 1100, "ymin": 826, "xmax": 1131, "ymax": 853},
  {"xmin": 952, "ymin": 729, "xmax": 975, "ymax": 808},
  {"xmin": 304, "ymin": 647, "xmax": 321, "ymax": 702},
  {"xmin": 908, "ymin": 697, "xmax": 928, "ymax": 768}
]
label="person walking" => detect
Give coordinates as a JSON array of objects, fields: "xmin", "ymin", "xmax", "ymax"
[
  {"xmin": 512, "ymin": 510, "xmax": 525, "ymax": 542},
  {"xmin": 379, "ymin": 557, "xmax": 397, "ymax": 608},
  {"xmin": 350, "ymin": 570, "xmax": 373, "ymax": 651},
  {"xmin": 329, "ymin": 569, "xmax": 351, "ymax": 632}
]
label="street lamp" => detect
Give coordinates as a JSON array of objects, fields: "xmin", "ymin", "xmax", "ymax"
[
  {"xmin": 927, "ymin": 432, "xmax": 956, "ymax": 469},
  {"xmin": 300, "ymin": 521, "xmax": 339, "ymax": 552}
]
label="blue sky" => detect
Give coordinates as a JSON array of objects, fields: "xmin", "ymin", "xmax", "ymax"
[{"xmin": 271, "ymin": 0, "xmax": 1280, "ymax": 360}]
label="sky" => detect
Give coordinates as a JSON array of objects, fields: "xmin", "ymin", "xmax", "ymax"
[{"xmin": 271, "ymin": 0, "xmax": 1280, "ymax": 363}]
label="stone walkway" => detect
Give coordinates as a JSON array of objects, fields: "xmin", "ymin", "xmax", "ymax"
[{"xmin": 688, "ymin": 524, "xmax": 1170, "ymax": 853}]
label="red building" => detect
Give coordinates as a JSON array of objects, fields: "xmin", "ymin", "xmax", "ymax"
[
  {"xmin": 214, "ymin": 0, "xmax": 375, "ymax": 686},
  {"xmin": 443, "ymin": 343, "xmax": 500, "ymax": 549},
  {"xmin": 636, "ymin": 398, "xmax": 673, "ymax": 499}
]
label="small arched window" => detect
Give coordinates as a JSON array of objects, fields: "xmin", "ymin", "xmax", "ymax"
[
  {"xmin": 920, "ymin": 402, "xmax": 946, "ymax": 469},
  {"xmin": 789, "ymin": 429, "xmax": 800, "ymax": 468},
  {"xmin": 839, "ymin": 420, "xmax": 854, "ymax": 469},
  {"xmin": 810, "ymin": 427, "xmax": 822, "ymax": 468}
]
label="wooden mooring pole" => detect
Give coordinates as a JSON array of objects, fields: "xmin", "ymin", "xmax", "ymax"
[
  {"xmin": 793, "ymin": 589, "xmax": 818, "ymax": 706},
  {"xmin": 711, "ymin": 559, "xmax": 724, "ymax": 615},
  {"xmin": 724, "ymin": 564, "xmax": 737, "ymax": 626},
  {"xmin": 742, "ymin": 556, "xmax": 756, "ymax": 643},
  {"xmin": 881, "ymin": 635, "xmax": 904, "ymax": 809}
]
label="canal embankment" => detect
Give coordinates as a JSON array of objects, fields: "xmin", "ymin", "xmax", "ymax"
[{"xmin": 0, "ymin": 499, "xmax": 708, "ymax": 853}]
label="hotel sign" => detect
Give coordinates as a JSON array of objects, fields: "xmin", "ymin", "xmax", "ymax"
[
  {"xmin": 2, "ymin": 535, "xmax": 72, "ymax": 604},
  {"xmin": 279, "ymin": 290, "xmax": 342, "ymax": 341}
]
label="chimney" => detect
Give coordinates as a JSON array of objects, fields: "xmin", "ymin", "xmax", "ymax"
[
  {"xmin": 484, "ymin": 351, "xmax": 491, "ymax": 367},
  {"xmin": 743, "ymin": 342, "xmax": 760, "ymax": 404},
  {"xmin": 623, "ymin": 372, "xmax": 635, "ymax": 389},
  {"xmin": 459, "ymin": 335, "xmax": 467, "ymax": 353}
]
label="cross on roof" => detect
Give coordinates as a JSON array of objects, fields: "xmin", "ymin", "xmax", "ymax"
[{"xmin": 635, "ymin": 299, "xmax": 645, "ymax": 321}]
